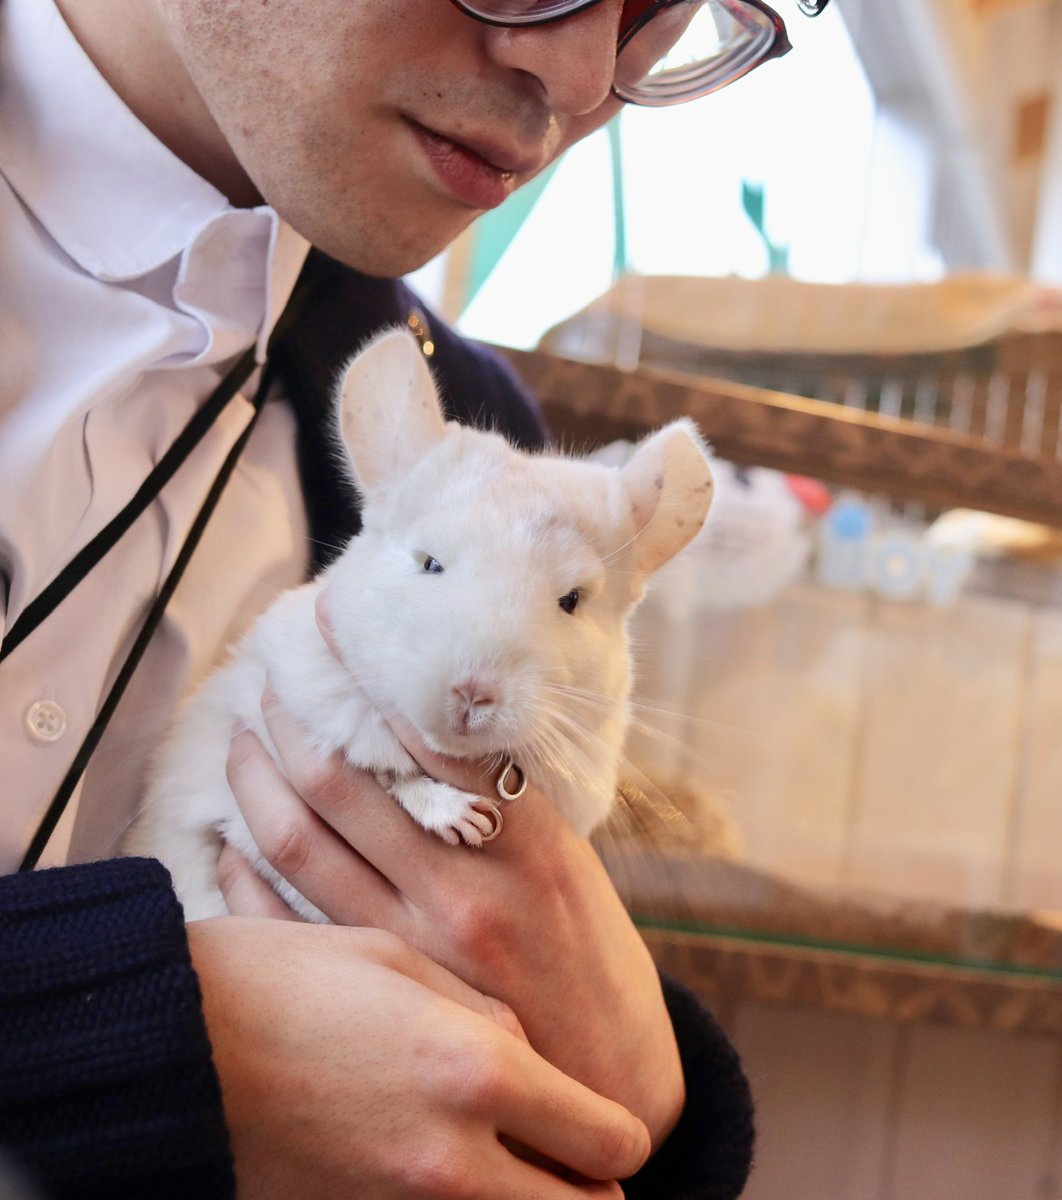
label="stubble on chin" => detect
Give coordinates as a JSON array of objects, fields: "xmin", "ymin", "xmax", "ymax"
[
  {"xmin": 149, "ymin": 6, "xmax": 579, "ymax": 275},
  {"xmin": 266, "ymin": 162, "xmax": 480, "ymax": 279}
]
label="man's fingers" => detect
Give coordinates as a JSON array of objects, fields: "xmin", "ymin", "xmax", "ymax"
[
  {"xmin": 221, "ymin": 728, "xmax": 531, "ymax": 1042},
  {"xmin": 478, "ymin": 1149, "xmax": 627, "ymax": 1199},
  {"xmin": 249, "ymin": 682, "xmax": 573, "ymax": 934},
  {"xmin": 216, "ymin": 844, "xmax": 299, "ymax": 920},
  {"xmin": 225, "ymin": 726, "xmax": 404, "ymax": 929},
  {"xmin": 491, "ymin": 1043, "xmax": 652, "ymax": 1184},
  {"xmin": 256, "ymin": 686, "xmax": 480, "ymax": 894},
  {"xmin": 383, "ymin": 706, "xmax": 494, "ymax": 798},
  {"xmin": 382, "ymin": 706, "xmax": 567, "ymax": 856},
  {"xmin": 364, "ymin": 933, "xmax": 530, "ymax": 1046},
  {"xmin": 256, "ymin": 688, "xmax": 422, "ymax": 855}
]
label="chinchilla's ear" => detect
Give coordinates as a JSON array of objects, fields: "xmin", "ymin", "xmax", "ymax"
[
  {"xmin": 620, "ymin": 418, "xmax": 714, "ymax": 577},
  {"xmin": 335, "ymin": 328, "xmax": 448, "ymax": 497}
]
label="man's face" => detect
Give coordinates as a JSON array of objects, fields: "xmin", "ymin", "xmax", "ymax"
[{"xmin": 154, "ymin": 0, "xmax": 626, "ymax": 275}]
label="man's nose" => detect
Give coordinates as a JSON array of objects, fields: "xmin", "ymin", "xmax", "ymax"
[{"xmin": 483, "ymin": 0, "xmax": 623, "ymax": 115}]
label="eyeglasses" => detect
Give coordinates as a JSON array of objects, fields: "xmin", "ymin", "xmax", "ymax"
[{"xmin": 450, "ymin": 0, "xmax": 831, "ymax": 107}]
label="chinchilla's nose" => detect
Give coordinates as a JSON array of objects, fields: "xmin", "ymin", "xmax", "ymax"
[
  {"xmin": 450, "ymin": 676, "xmax": 499, "ymax": 734},
  {"xmin": 453, "ymin": 676, "xmax": 495, "ymax": 710}
]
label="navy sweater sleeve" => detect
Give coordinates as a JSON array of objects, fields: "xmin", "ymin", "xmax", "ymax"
[
  {"xmin": 0, "ymin": 858, "xmax": 234, "ymax": 1200},
  {"xmin": 624, "ymin": 977, "xmax": 755, "ymax": 1199}
]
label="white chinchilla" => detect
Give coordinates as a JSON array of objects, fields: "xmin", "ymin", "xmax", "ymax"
[{"xmin": 124, "ymin": 328, "xmax": 714, "ymax": 920}]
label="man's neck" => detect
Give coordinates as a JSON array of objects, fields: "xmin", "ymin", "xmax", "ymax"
[{"xmin": 54, "ymin": 0, "xmax": 260, "ymax": 206}]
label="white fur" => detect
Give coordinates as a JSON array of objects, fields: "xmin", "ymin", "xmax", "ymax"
[{"xmin": 124, "ymin": 329, "xmax": 714, "ymax": 920}]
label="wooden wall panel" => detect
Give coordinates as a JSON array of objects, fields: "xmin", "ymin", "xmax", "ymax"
[
  {"xmin": 728, "ymin": 1002, "xmax": 1062, "ymax": 1200},
  {"xmin": 842, "ymin": 595, "xmax": 1031, "ymax": 908},
  {"xmin": 732, "ymin": 1003, "xmax": 898, "ymax": 1200},
  {"xmin": 629, "ymin": 582, "xmax": 1052, "ymax": 908},
  {"xmin": 1005, "ymin": 608, "xmax": 1062, "ymax": 910},
  {"xmin": 627, "ymin": 582, "xmax": 868, "ymax": 889},
  {"xmin": 885, "ymin": 1023, "xmax": 1060, "ymax": 1200}
]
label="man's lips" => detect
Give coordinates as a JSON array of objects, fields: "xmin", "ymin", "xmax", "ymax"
[{"xmin": 408, "ymin": 119, "xmax": 543, "ymax": 210}]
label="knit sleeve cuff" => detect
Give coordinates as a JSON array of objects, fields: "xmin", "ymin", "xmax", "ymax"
[
  {"xmin": 0, "ymin": 857, "xmax": 235, "ymax": 1200},
  {"xmin": 624, "ymin": 974, "xmax": 755, "ymax": 1200}
]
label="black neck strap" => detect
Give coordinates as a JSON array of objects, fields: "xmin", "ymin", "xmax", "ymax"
[
  {"xmin": 1, "ymin": 345, "xmax": 258, "ymax": 667},
  {"xmin": 10, "ymin": 277, "xmax": 315, "ymax": 871},
  {"xmin": 18, "ymin": 362, "xmax": 272, "ymax": 870}
]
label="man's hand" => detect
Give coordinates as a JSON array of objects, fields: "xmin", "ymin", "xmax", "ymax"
[
  {"xmin": 221, "ymin": 598, "xmax": 685, "ymax": 1151},
  {"xmin": 187, "ymin": 916, "xmax": 649, "ymax": 1199}
]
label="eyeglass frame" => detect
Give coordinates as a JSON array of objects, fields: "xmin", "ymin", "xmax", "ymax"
[{"xmin": 448, "ymin": 0, "xmax": 831, "ymax": 106}]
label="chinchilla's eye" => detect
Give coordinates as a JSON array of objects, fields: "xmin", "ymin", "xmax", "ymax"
[
  {"xmin": 422, "ymin": 556, "xmax": 444, "ymax": 574},
  {"xmin": 558, "ymin": 588, "xmax": 581, "ymax": 614}
]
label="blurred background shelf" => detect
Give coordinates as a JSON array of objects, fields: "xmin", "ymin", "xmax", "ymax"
[
  {"xmin": 640, "ymin": 927, "xmax": 1062, "ymax": 1039},
  {"xmin": 501, "ymin": 344, "xmax": 1062, "ymax": 529}
]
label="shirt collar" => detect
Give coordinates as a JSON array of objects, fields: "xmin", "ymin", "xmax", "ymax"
[{"xmin": 0, "ymin": 0, "xmax": 241, "ymax": 282}]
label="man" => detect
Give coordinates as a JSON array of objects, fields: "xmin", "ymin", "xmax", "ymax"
[{"xmin": 0, "ymin": 0, "xmax": 823, "ymax": 1195}]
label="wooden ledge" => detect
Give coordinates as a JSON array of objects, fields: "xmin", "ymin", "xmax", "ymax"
[
  {"xmin": 496, "ymin": 347, "xmax": 1062, "ymax": 531},
  {"xmin": 643, "ymin": 926, "xmax": 1062, "ymax": 1038}
]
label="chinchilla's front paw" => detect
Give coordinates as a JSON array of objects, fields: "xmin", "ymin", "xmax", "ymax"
[{"xmin": 390, "ymin": 776, "xmax": 500, "ymax": 847}]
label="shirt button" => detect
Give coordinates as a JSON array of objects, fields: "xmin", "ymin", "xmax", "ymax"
[{"xmin": 25, "ymin": 700, "xmax": 68, "ymax": 743}]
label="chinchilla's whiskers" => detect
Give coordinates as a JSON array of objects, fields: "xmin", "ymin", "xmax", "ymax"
[
  {"xmin": 596, "ymin": 751, "xmax": 716, "ymax": 858},
  {"xmin": 620, "ymin": 715, "xmax": 729, "ymax": 778},
  {"xmin": 296, "ymin": 532, "xmax": 351, "ymax": 558},
  {"xmin": 542, "ymin": 681, "xmax": 614, "ymax": 714},
  {"xmin": 534, "ymin": 689, "xmax": 668, "ymax": 803},
  {"xmin": 514, "ymin": 723, "xmax": 565, "ymax": 791},
  {"xmin": 627, "ymin": 696, "xmax": 742, "ymax": 738},
  {"xmin": 517, "ymin": 710, "xmax": 583, "ymax": 787},
  {"xmin": 482, "ymin": 748, "xmax": 511, "ymax": 777},
  {"xmin": 544, "ymin": 680, "xmax": 724, "ymax": 728},
  {"xmin": 538, "ymin": 690, "xmax": 597, "ymax": 736},
  {"xmin": 542, "ymin": 676, "xmax": 734, "ymax": 796},
  {"xmin": 543, "ymin": 673, "xmax": 738, "ymax": 754},
  {"xmin": 522, "ymin": 738, "xmax": 569, "ymax": 789},
  {"xmin": 591, "ymin": 796, "xmax": 695, "ymax": 923},
  {"xmin": 601, "ymin": 531, "xmax": 642, "ymax": 568},
  {"xmin": 540, "ymin": 678, "xmax": 731, "ymax": 788},
  {"xmin": 602, "ymin": 489, "xmax": 705, "ymax": 569},
  {"xmin": 536, "ymin": 703, "xmax": 611, "ymax": 786}
]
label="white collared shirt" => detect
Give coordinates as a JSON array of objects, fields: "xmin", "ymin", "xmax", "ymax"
[{"xmin": 0, "ymin": 0, "xmax": 313, "ymax": 870}]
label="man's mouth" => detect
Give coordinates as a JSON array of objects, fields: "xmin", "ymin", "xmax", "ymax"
[{"xmin": 408, "ymin": 119, "xmax": 541, "ymax": 211}]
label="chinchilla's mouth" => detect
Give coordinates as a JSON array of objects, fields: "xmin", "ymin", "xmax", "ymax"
[{"xmin": 429, "ymin": 722, "xmax": 527, "ymax": 764}]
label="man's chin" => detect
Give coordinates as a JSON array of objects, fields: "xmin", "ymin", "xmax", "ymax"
[{"xmin": 299, "ymin": 215, "xmax": 474, "ymax": 280}]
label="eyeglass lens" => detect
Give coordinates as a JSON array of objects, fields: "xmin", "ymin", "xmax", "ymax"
[
  {"xmin": 615, "ymin": 1, "xmax": 783, "ymax": 104},
  {"xmin": 453, "ymin": 0, "xmax": 792, "ymax": 105}
]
